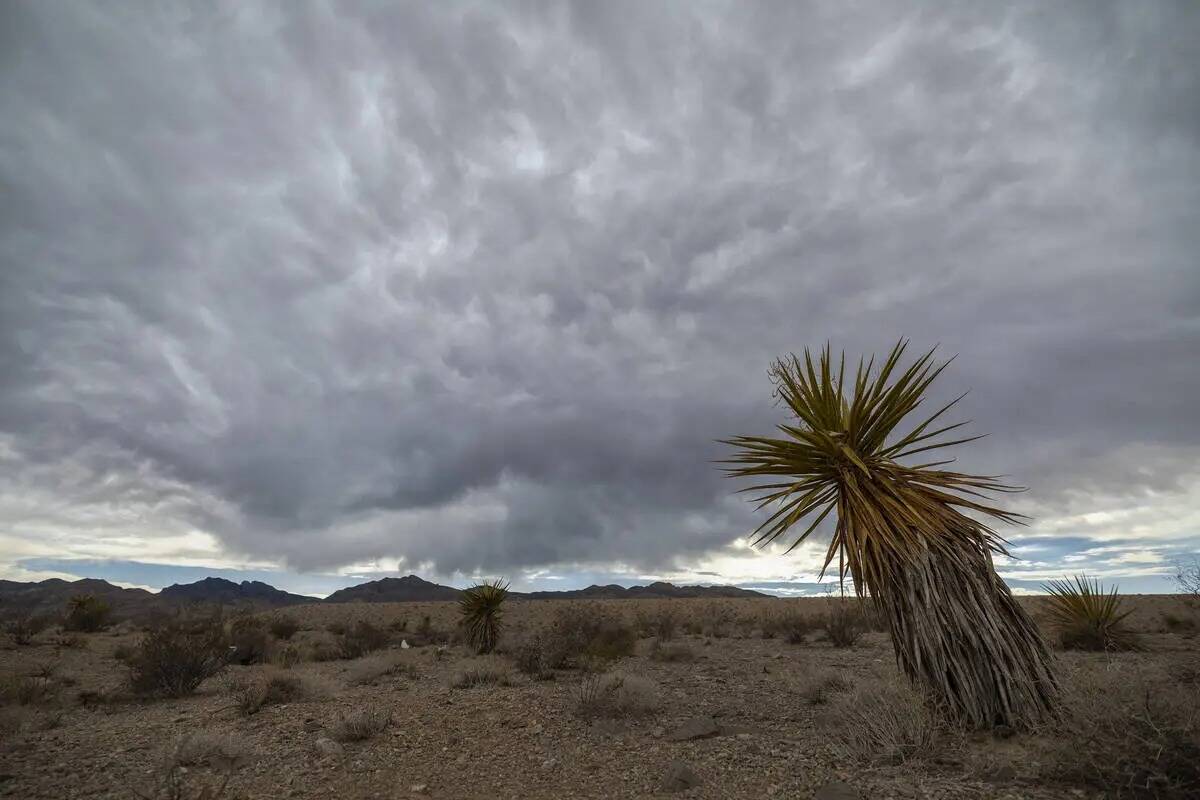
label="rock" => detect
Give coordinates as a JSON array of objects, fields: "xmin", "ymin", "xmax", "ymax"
[
  {"xmin": 313, "ymin": 738, "xmax": 343, "ymax": 759},
  {"xmin": 400, "ymin": 639, "xmax": 410, "ymax": 649},
  {"xmin": 666, "ymin": 717, "xmax": 720, "ymax": 742},
  {"xmin": 813, "ymin": 781, "xmax": 862, "ymax": 800},
  {"xmin": 540, "ymin": 758, "xmax": 557, "ymax": 769},
  {"xmin": 662, "ymin": 760, "xmax": 701, "ymax": 793},
  {"xmin": 409, "ymin": 784, "xmax": 428, "ymax": 794}
]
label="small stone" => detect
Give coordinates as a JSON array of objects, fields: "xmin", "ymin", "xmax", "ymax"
[
  {"xmin": 814, "ymin": 781, "xmax": 862, "ymax": 800},
  {"xmin": 400, "ymin": 639, "xmax": 410, "ymax": 649},
  {"xmin": 666, "ymin": 717, "xmax": 720, "ymax": 742},
  {"xmin": 540, "ymin": 758, "xmax": 557, "ymax": 769},
  {"xmin": 662, "ymin": 760, "xmax": 701, "ymax": 793},
  {"xmin": 409, "ymin": 784, "xmax": 428, "ymax": 794}
]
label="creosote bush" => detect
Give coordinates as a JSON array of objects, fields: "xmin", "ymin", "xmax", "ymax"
[
  {"xmin": 337, "ymin": 621, "xmax": 389, "ymax": 660},
  {"xmin": 636, "ymin": 607, "xmax": 679, "ymax": 641},
  {"xmin": 64, "ymin": 594, "xmax": 112, "ymax": 632},
  {"xmin": 511, "ymin": 635, "xmax": 554, "ymax": 680},
  {"xmin": 5, "ymin": 615, "xmax": 51, "ymax": 646},
  {"xmin": 127, "ymin": 621, "xmax": 228, "ymax": 697},
  {"xmin": 227, "ymin": 617, "xmax": 269, "ymax": 665},
  {"xmin": 1043, "ymin": 575, "xmax": 1141, "ymax": 652},
  {"xmin": 543, "ymin": 606, "xmax": 637, "ymax": 670},
  {"xmin": 821, "ymin": 598, "xmax": 865, "ymax": 648}
]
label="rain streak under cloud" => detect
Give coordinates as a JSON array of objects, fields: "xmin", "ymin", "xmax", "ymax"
[{"xmin": 1, "ymin": 1, "xmax": 1197, "ymax": 595}]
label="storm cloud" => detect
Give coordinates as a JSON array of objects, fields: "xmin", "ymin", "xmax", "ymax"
[{"xmin": 1, "ymin": 2, "xmax": 1197, "ymax": 591}]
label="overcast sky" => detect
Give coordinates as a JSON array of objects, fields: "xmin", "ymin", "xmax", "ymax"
[{"xmin": 1, "ymin": 2, "xmax": 1197, "ymax": 597}]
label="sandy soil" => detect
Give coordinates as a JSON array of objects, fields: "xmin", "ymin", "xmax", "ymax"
[{"xmin": 1, "ymin": 596, "xmax": 1197, "ymax": 799}]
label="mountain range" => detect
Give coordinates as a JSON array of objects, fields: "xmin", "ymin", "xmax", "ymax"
[{"xmin": 0, "ymin": 573, "xmax": 768, "ymax": 618}]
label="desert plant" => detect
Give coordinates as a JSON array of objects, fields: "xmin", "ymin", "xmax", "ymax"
[
  {"xmin": 800, "ymin": 671, "xmax": 854, "ymax": 706},
  {"xmin": 127, "ymin": 621, "xmax": 228, "ymax": 697},
  {"xmin": 331, "ymin": 707, "xmax": 391, "ymax": 741},
  {"xmin": 636, "ymin": 606, "xmax": 680, "ymax": 641},
  {"xmin": 511, "ymin": 635, "xmax": 554, "ymax": 679},
  {"xmin": 822, "ymin": 596, "xmax": 865, "ymax": 648},
  {"xmin": 1043, "ymin": 575, "xmax": 1141, "ymax": 652},
  {"xmin": 268, "ymin": 615, "xmax": 300, "ymax": 641},
  {"xmin": 64, "ymin": 594, "xmax": 111, "ymax": 632},
  {"xmin": 575, "ymin": 672, "xmax": 660, "ymax": 719},
  {"xmin": 227, "ymin": 616, "xmax": 269, "ymax": 665},
  {"xmin": 458, "ymin": 579, "xmax": 509, "ymax": 654},
  {"xmin": 449, "ymin": 657, "xmax": 513, "ymax": 689},
  {"xmin": 5, "ymin": 614, "xmax": 51, "ymax": 646},
  {"xmin": 1175, "ymin": 557, "xmax": 1200, "ymax": 599},
  {"xmin": 337, "ymin": 620, "xmax": 388, "ymax": 659},
  {"xmin": 225, "ymin": 669, "xmax": 315, "ymax": 715},
  {"xmin": 723, "ymin": 341, "xmax": 1057, "ymax": 728},
  {"xmin": 0, "ymin": 675, "xmax": 56, "ymax": 706},
  {"xmin": 830, "ymin": 681, "xmax": 948, "ymax": 764},
  {"xmin": 345, "ymin": 651, "xmax": 419, "ymax": 685}
]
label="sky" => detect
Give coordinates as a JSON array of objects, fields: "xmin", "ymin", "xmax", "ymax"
[{"xmin": 1, "ymin": 2, "xmax": 1197, "ymax": 598}]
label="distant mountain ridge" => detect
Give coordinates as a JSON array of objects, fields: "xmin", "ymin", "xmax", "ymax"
[{"xmin": 0, "ymin": 573, "xmax": 769, "ymax": 617}]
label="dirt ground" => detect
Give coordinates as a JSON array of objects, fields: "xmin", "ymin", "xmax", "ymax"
[{"xmin": 1, "ymin": 596, "xmax": 1197, "ymax": 799}]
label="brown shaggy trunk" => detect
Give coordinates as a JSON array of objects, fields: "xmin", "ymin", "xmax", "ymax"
[{"xmin": 874, "ymin": 543, "xmax": 1058, "ymax": 729}]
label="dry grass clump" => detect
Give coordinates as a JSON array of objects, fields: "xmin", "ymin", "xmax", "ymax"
[
  {"xmin": 1042, "ymin": 660, "xmax": 1200, "ymax": 798},
  {"xmin": 225, "ymin": 669, "xmax": 325, "ymax": 715},
  {"xmin": 173, "ymin": 730, "xmax": 250, "ymax": 769},
  {"xmin": 450, "ymin": 656, "xmax": 513, "ymax": 689},
  {"xmin": 575, "ymin": 672, "xmax": 660, "ymax": 719},
  {"xmin": 828, "ymin": 681, "xmax": 946, "ymax": 765},
  {"xmin": 127, "ymin": 621, "xmax": 228, "ymax": 697},
  {"xmin": 268, "ymin": 615, "xmax": 300, "ymax": 641},
  {"xmin": 345, "ymin": 651, "xmax": 420, "ymax": 686},
  {"xmin": 648, "ymin": 640, "xmax": 696, "ymax": 663},
  {"xmin": 800, "ymin": 671, "xmax": 854, "ymax": 706},
  {"xmin": 1044, "ymin": 575, "xmax": 1141, "ymax": 652},
  {"xmin": 330, "ymin": 707, "xmax": 391, "ymax": 742}
]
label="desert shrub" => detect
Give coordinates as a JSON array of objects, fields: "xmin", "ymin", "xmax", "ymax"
[
  {"xmin": 271, "ymin": 644, "xmax": 301, "ymax": 669},
  {"xmin": 326, "ymin": 621, "xmax": 348, "ymax": 636},
  {"xmin": 648, "ymin": 641, "xmax": 695, "ymax": 663},
  {"xmin": 338, "ymin": 621, "xmax": 388, "ymax": 659},
  {"xmin": 1044, "ymin": 575, "xmax": 1141, "ymax": 652},
  {"xmin": 345, "ymin": 652, "xmax": 419, "ymax": 686},
  {"xmin": 1043, "ymin": 661, "xmax": 1200, "ymax": 798},
  {"xmin": 173, "ymin": 730, "xmax": 250, "ymax": 769},
  {"xmin": 389, "ymin": 618, "xmax": 409, "ymax": 634},
  {"xmin": 700, "ymin": 603, "xmax": 735, "ymax": 639},
  {"xmin": 225, "ymin": 669, "xmax": 316, "ymax": 715},
  {"xmin": 64, "ymin": 594, "xmax": 111, "ymax": 632},
  {"xmin": 543, "ymin": 606, "xmax": 637, "ymax": 670},
  {"xmin": 822, "ymin": 599, "xmax": 864, "ymax": 648},
  {"xmin": 52, "ymin": 632, "xmax": 86, "ymax": 649},
  {"xmin": 227, "ymin": 617, "xmax": 269, "ymax": 665},
  {"xmin": 774, "ymin": 609, "xmax": 815, "ymax": 644},
  {"xmin": 331, "ymin": 707, "xmax": 391, "ymax": 742},
  {"xmin": 450, "ymin": 656, "xmax": 513, "ymax": 689},
  {"xmin": 829, "ymin": 681, "xmax": 945, "ymax": 764},
  {"xmin": 5, "ymin": 614, "xmax": 52, "ymax": 646},
  {"xmin": 511, "ymin": 635, "xmax": 554, "ymax": 679},
  {"xmin": 0, "ymin": 675, "xmax": 56, "ymax": 706},
  {"xmin": 575, "ymin": 672, "xmax": 660, "ymax": 719},
  {"xmin": 636, "ymin": 606, "xmax": 679, "ymax": 641},
  {"xmin": 268, "ymin": 615, "xmax": 300, "ymax": 641},
  {"xmin": 127, "ymin": 621, "xmax": 228, "ymax": 697},
  {"xmin": 458, "ymin": 579, "xmax": 509, "ymax": 654},
  {"xmin": 800, "ymin": 671, "xmax": 854, "ymax": 705}
]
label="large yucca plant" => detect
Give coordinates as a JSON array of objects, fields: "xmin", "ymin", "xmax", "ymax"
[
  {"xmin": 722, "ymin": 341, "xmax": 1057, "ymax": 728},
  {"xmin": 1043, "ymin": 575, "xmax": 1140, "ymax": 652},
  {"xmin": 458, "ymin": 579, "xmax": 509, "ymax": 654}
]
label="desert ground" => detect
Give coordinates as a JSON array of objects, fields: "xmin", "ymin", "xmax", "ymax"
[{"xmin": 1, "ymin": 595, "xmax": 1197, "ymax": 800}]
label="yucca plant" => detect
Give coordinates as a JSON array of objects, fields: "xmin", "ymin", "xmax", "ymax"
[
  {"xmin": 722, "ymin": 341, "xmax": 1057, "ymax": 728},
  {"xmin": 1043, "ymin": 575, "xmax": 1140, "ymax": 652},
  {"xmin": 458, "ymin": 579, "xmax": 509, "ymax": 654}
]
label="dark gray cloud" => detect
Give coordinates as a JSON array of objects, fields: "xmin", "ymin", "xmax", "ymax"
[{"xmin": 1, "ymin": 1, "xmax": 1197, "ymax": 585}]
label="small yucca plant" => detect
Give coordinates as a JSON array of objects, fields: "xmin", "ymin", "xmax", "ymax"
[
  {"xmin": 1043, "ymin": 575, "xmax": 1141, "ymax": 652},
  {"xmin": 458, "ymin": 579, "xmax": 509, "ymax": 654}
]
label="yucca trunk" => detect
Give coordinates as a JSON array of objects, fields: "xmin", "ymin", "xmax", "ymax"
[{"xmin": 871, "ymin": 542, "xmax": 1057, "ymax": 727}]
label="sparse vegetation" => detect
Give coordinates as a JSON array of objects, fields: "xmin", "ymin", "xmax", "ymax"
[
  {"xmin": 228, "ymin": 616, "xmax": 270, "ymax": 664},
  {"xmin": 648, "ymin": 640, "xmax": 695, "ymax": 663},
  {"xmin": 458, "ymin": 579, "xmax": 509, "ymax": 654},
  {"xmin": 637, "ymin": 606, "xmax": 680, "ymax": 641},
  {"xmin": 723, "ymin": 342, "xmax": 1058, "ymax": 727},
  {"xmin": 0, "ymin": 675, "xmax": 56, "ymax": 706},
  {"xmin": 64, "ymin": 594, "xmax": 112, "ymax": 632},
  {"xmin": 345, "ymin": 651, "xmax": 419, "ymax": 685},
  {"xmin": 821, "ymin": 597, "xmax": 865, "ymax": 648},
  {"xmin": 511, "ymin": 635, "xmax": 554, "ymax": 679},
  {"xmin": 268, "ymin": 615, "xmax": 300, "ymax": 640},
  {"xmin": 575, "ymin": 672, "xmax": 660, "ymax": 719},
  {"xmin": 1044, "ymin": 575, "xmax": 1141, "ymax": 652},
  {"xmin": 225, "ymin": 669, "xmax": 318, "ymax": 715},
  {"xmin": 542, "ymin": 606, "xmax": 637, "ymax": 670},
  {"xmin": 800, "ymin": 670, "xmax": 854, "ymax": 705},
  {"xmin": 330, "ymin": 707, "xmax": 391, "ymax": 742},
  {"xmin": 1176, "ymin": 557, "xmax": 1200, "ymax": 599},
  {"xmin": 829, "ymin": 681, "xmax": 947, "ymax": 764},
  {"xmin": 5, "ymin": 614, "xmax": 51, "ymax": 646},
  {"xmin": 450, "ymin": 656, "xmax": 513, "ymax": 689},
  {"xmin": 127, "ymin": 621, "xmax": 228, "ymax": 697},
  {"xmin": 337, "ymin": 620, "xmax": 389, "ymax": 659}
]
